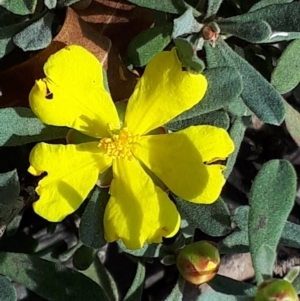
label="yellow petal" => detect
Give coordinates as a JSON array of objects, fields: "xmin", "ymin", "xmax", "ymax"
[
  {"xmin": 29, "ymin": 142, "xmax": 112, "ymax": 221},
  {"xmin": 182, "ymin": 125, "xmax": 234, "ymax": 163},
  {"xmin": 190, "ymin": 164, "xmax": 226, "ymax": 204},
  {"xmin": 124, "ymin": 48, "xmax": 208, "ymax": 135},
  {"xmin": 104, "ymin": 158, "xmax": 180, "ymax": 250},
  {"xmin": 29, "ymin": 45, "xmax": 119, "ymax": 138},
  {"xmin": 135, "ymin": 128, "xmax": 208, "ymax": 200}
]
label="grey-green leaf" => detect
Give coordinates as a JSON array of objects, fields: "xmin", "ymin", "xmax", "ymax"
[
  {"xmin": 125, "ymin": 0, "xmax": 186, "ymax": 14},
  {"xmin": 0, "ymin": 0, "xmax": 37, "ymax": 15},
  {"xmin": 198, "ymin": 292, "xmax": 254, "ymax": 301},
  {"xmin": 127, "ymin": 24, "xmax": 172, "ymax": 67},
  {"xmin": 174, "ymin": 38, "xmax": 205, "ymax": 73},
  {"xmin": 0, "ymin": 276, "xmax": 17, "ymax": 301},
  {"xmin": 13, "ymin": 12, "xmax": 54, "ymax": 51},
  {"xmin": 224, "ymin": 2, "xmax": 300, "ymax": 42},
  {"xmin": 79, "ymin": 187, "xmax": 109, "ymax": 249},
  {"xmin": 271, "ymin": 38, "xmax": 300, "ymax": 94},
  {"xmin": 208, "ymin": 275, "xmax": 257, "ymax": 296},
  {"xmin": 0, "ymin": 252, "xmax": 108, "ymax": 301},
  {"xmin": 224, "ymin": 117, "xmax": 248, "ymax": 179},
  {"xmin": 174, "ymin": 195, "xmax": 231, "ymax": 236},
  {"xmin": 228, "ymin": 97, "xmax": 252, "ymax": 117},
  {"xmin": 205, "ymin": 0, "xmax": 223, "ymax": 18},
  {"xmin": 206, "ymin": 40, "xmax": 285, "ymax": 125},
  {"xmin": 124, "ymin": 261, "xmax": 145, "ymax": 301},
  {"xmin": 0, "ymin": 108, "xmax": 68, "ymax": 146},
  {"xmin": 218, "ymin": 20, "xmax": 272, "ymax": 43},
  {"xmin": 167, "ymin": 110, "xmax": 230, "ymax": 131},
  {"xmin": 249, "ymin": 0, "xmax": 293, "ymax": 12},
  {"xmin": 248, "ymin": 159, "xmax": 297, "ymax": 283},
  {"xmin": 172, "ymin": 7, "xmax": 202, "ymax": 38},
  {"xmin": 172, "ymin": 66, "xmax": 243, "ymax": 122},
  {"xmin": 284, "ymin": 100, "xmax": 300, "ymax": 147},
  {"xmin": 165, "ymin": 276, "xmax": 185, "ymax": 301}
]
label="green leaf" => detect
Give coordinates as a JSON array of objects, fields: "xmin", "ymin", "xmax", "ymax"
[
  {"xmin": 13, "ymin": 12, "xmax": 54, "ymax": 51},
  {"xmin": 125, "ymin": 0, "xmax": 186, "ymax": 14},
  {"xmin": 165, "ymin": 276, "xmax": 185, "ymax": 301},
  {"xmin": 198, "ymin": 292, "xmax": 254, "ymax": 301},
  {"xmin": 0, "ymin": 0, "xmax": 37, "ymax": 15},
  {"xmin": 82, "ymin": 256, "xmax": 118, "ymax": 301},
  {"xmin": 127, "ymin": 24, "xmax": 172, "ymax": 67},
  {"xmin": 0, "ymin": 252, "xmax": 108, "ymax": 301},
  {"xmin": 228, "ymin": 97, "xmax": 252, "ymax": 117},
  {"xmin": 79, "ymin": 187, "xmax": 109, "ymax": 249},
  {"xmin": 206, "ymin": 40, "xmax": 285, "ymax": 125},
  {"xmin": 172, "ymin": 67, "xmax": 243, "ymax": 121},
  {"xmin": 0, "ymin": 108, "xmax": 68, "ymax": 146},
  {"xmin": 167, "ymin": 110, "xmax": 230, "ymax": 131},
  {"xmin": 73, "ymin": 245, "xmax": 96, "ymax": 271},
  {"xmin": 0, "ymin": 12, "xmax": 30, "ymax": 58},
  {"xmin": 174, "ymin": 38, "xmax": 205, "ymax": 73},
  {"xmin": 218, "ymin": 20, "xmax": 272, "ymax": 43},
  {"xmin": 248, "ymin": 160, "xmax": 297, "ymax": 283},
  {"xmin": 224, "ymin": 117, "xmax": 248, "ymax": 179},
  {"xmin": 174, "ymin": 195, "xmax": 232, "ymax": 237},
  {"xmin": 44, "ymin": 0, "xmax": 57, "ymax": 9},
  {"xmin": 0, "ymin": 170, "xmax": 23, "ymax": 236},
  {"xmin": 205, "ymin": 0, "xmax": 223, "ymax": 18},
  {"xmin": 124, "ymin": 261, "xmax": 145, "ymax": 301},
  {"xmin": 249, "ymin": 0, "xmax": 293, "ymax": 12},
  {"xmin": 208, "ymin": 275, "xmax": 257, "ymax": 296},
  {"xmin": 284, "ymin": 100, "xmax": 300, "ymax": 147},
  {"xmin": 224, "ymin": 2, "xmax": 300, "ymax": 42},
  {"xmin": 271, "ymin": 38, "xmax": 300, "ymax": 94},
  {"xmin": 254, "ymin": 244, "xmax": 276, "ymax": 282},
  {"xmin": 281, "ymin": 221, "xmax": 300, "ymax": 249},
  {"xmin": 172, "ymin": 7, "xmax": 202, "ymax": 38},
  {"xmin": 0, "ymin": 275, "xmax": 17, "ymax": 301}
]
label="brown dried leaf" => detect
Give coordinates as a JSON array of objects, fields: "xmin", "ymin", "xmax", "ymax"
[
  {"xmin": 0, "ymin": 7, "xmax": 137, "ymax": 107},
  {"xmin": 75, "ymin": 0, "xmax": 154, "ymax": 55}
]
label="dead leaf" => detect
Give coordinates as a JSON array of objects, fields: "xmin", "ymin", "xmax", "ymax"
[
  {"xmin": 0, "ymin": 7, "xmax": 137, "ymax": 108},
  {"xmin": 75, "ymin": 0, "xmax": 154, "ymax": 55}
]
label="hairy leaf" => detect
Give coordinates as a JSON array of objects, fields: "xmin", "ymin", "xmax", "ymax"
[
  {"xmin": 127, "ymin": 24, "xmax": 172, "ymax": 66},
  {"xmin": 174, "ymin": 195, "xmax": 231, "ymax": 236},
  {"xmin": 0, "ymin": 275, "xmax": 17, "ymax": 301},
  {"xmin": 206, "ymin": 40, "xmax": 285, "ymax": 125},
  {"xmin": 0, "ymin": 108, "xmax": 68, "ymax": 146},
  {"xmin": 167, "ymin": 110, "xmax": 230, "ymax": 131},
  {"xmin": 218, "ymin": 20, "xmax": 272, "ymax": 43},
  {"xmin": 198, "ymin": 292, "xmax": 253, "ymax": 301},
  {"xmin": 228, "ymin": 97, "xmax": 252, "ymax": 117},
  {"xmin": 0, "ymin": 252, "xmax": 108, "ymax": 300},
  {"xmin": 271, "ymin": 38, "xmax": 300, "ymax": 94},
  {"xmin": 249, "ymin": 0, "xmax": 293, "ymax": 12},
  {"xmin": 79, "ymin": 187, "xmax": 109, "ymax": 249},
  {"xmin": 13, "ymin": 12, "xmax": 54, "ymax": 51},
  {"xmin": 172, "ymin": 66, "xmax": 242, "ymax": 121},
  {"xmin": 0, "ymin": 0, "xmax": 37, "ymax": 15},
  {"xmin": 248, "ymin": 160, "xmax": 297, "ymax": 283},
  {"xmin": 205, "ymin": 0, "xmax": 223, "ymax": 18},
  {"xmin": 284, "ymin": 100, "xmax": 300, "ymax": 147},
  {"xmin": 124, "ymin": 261, "xmax": 145, "ymax": 301}
]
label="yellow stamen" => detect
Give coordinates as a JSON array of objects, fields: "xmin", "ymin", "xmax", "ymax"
[{"xmin": 99, "ymin": 127, "xmax": 140, "ymax": 160}]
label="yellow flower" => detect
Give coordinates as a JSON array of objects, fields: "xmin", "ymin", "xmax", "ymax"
[{"xmin": 28, "ymin": 45, "xmax": 234, "ymax": 250}]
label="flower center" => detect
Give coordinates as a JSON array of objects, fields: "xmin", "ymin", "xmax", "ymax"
[{"xmin": 99, "ymin": 127, "xmax": 139, "ymax": 160}]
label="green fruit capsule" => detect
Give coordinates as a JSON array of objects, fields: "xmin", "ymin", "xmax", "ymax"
[
  {"xmin": 255, "ymin": 279, "xmax": 298, "ymax": 301},
  {"xmin": 176, "ymin": 241, "xmax": 220, "ymax": 285}
]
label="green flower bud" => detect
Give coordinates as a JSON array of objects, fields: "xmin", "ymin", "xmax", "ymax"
[
  {"xmin": 176, "ymin": 241, "xmax": 220, "ymax": 285},
  {"xmin": 255, "ymin": 279, "xmax": 298, "ymax": 301}
]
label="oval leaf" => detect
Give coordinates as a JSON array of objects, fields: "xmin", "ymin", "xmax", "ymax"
[
  {"xmin": 127, "ymin": 24, "xmax": 172, "ymax": 67},
  {"xmin": 0, "ymin": 108, "xmax": 68, "ymax": 146},
  {"xmin": 271, "ymin": 38, "xmax": 300, "ymax": 94},
  {"xmin": 79, "ymin": 187, "xmax": 109, "ymax": 249},
  {"xmin": 206, "ymin": 40, "xmax": 285, "ymax": 125},
  {"xmin": 248, "ymin": 159, "xmax": 297, "ymax": 283},
  {"xmin": 174, "ymin": 195, "xmax": 232, "ymax": 237},
  {"xmin": 0, "ymin": 252, "xmax": 108, "ymax": 301},
  {"xmin": 284, "ymin": 100, "xmax": 300, "ymax": 146},
  {"xmin": 0, "ymin": 275, "xmax": 17, "ymax": 301}
]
